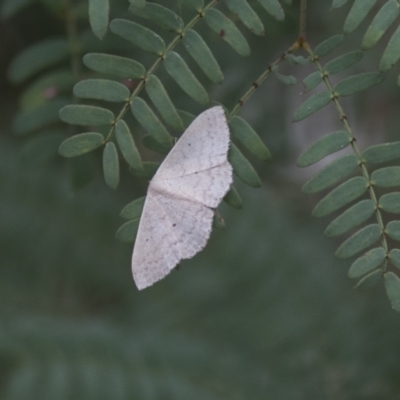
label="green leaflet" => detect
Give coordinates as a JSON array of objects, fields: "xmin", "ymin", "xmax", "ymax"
[
  {"xmin": 120, "ymin": 196, "xmax": 145, "ymax": 220},
  {"xmin": 354, "ymin": 269, "xmax": 382, "ymax": 290},
  {"xmin": 386, "ymin": 221, "xmax": 400, "ymax": 241},
  {"xmin": 325, "ymin": 51, "xmax": 364, "ymax": 75},
  {"xmin": 73, "ymin": 79, "xmax": 130, "ymax": 102},
  {"xmin": 371, "ymin": 166, "xmax": 400, "ymax": 188},
  {"xmin": 332, "ymin": 0, "xmax": 349, "ymax": 8},
  {"xmin": 179, "ymin": 0, "xmax": 203, "ymax": 11},
  {"xmin": 8, "ymin": 38, "xmax": 69, "ymax": 84},
  {"xmin": 229, "ymin": 116, "xmax": 271, "ymax": 161},
  {"xmin": 223, "ymin": 185, "xmax": 243, "ymax": 209},
  {"xmin": 178, "ymin": 110, "xmax": 195, "ymax": 128},
  {"xmin": 224, "ymin": 0, "xmax": 264, "ymax": 36},
  {"xmin": 348, "ymin": 247, "xmax": 386, "ymax": 279},
  {"xmin": 89, "ymin": 0, "xmax": 109, "ymax": 40},
  {"xmin": 302, "ymin": 154, "xmax": 359, "ymax": 194},
  {"xmin": 130, "ymin": 162, "xmax": 159, "ymax": 180},
  {"xmin": 182, "ymin": 30, "xmax": 223, "ymax": 84},
  {"xmin": 204, "ymin": 9, "xmax": 251, "ymax": 57},
  {"xmin": 335, "ymin": 224, "xmax": 382, "ymax": 259},
  {"xmin": 115, "ymin": 218, "xmax": 140, "ymax": 242},
  {"xmin": 110, "ymin": 19, "xmax": 165, "ymax": 55},
  {"xmin": 325, "ymin": 199, "xmax": 375, "ymax": 237},
  {"xmin": 334, "ymin": 72, "xmax": 385, "ymax": 97},
  {"xmin": 83, "ymin": 53, "xmax": 145, "ymax": 79},
  {"xmin": 314, "ymin": 35, "xmax": 344, "ymax": 57},
  {"xmin": 285, "ymin": 55, "xmax": 310, "ymax": 65},
  {"xmin": 19, "ymin": 130, "xmax": 65, "ymax": 167},
  {"xmin": 1, "ymin": 0, "xmax": 35, "ymax": 18},
  {"xmin": 312, "ymin": 176, "xmax": 368, "ymax": 218},
  {"xmin": 344, "ymin": 0, "xmax": 377, "ymax": 34},
  {"xmin": 163, "ymin": 52, "xmax": 209, "ymax": 105},
  {"xmin": 302, "ymin": 72, "xmax": 323, "ymax": 92},
  {"xmin": 142, "ymin": 134, "xmax": 171, "ymax": 154},
  {"xmin": 272, "ymin": 69, "xmax": 297, "ymax": 85},
  {"xmin": 297, "ymin": 131, "xmax": 351, "ymax": 167},
  {"xmin": 21, "ymin": 69, "xmax": 74, "ymax": 111},
  {"xmin": 59, "ymin": 105, "xmax": 115, "ymax": 126},
  {"xmin": 363, "ymin": 141, "xmax": 400, "ymax": 164},
  {"xmin": 228, "ymin": 144, "xmax": 261, "ymax": 188},
  {"xmin": 384, "ymin": 272, "xmax": 400, "ymax": 312},
  {"xmin": 129, "ymin": 3, "xmax": 183, "ymax": 32},
  {"xmin": 103, "ymin": 142, "xmax": 119, "ymax": 189},
  {"xmin": 131, "ymin": 97, "xmax": 173, "ymax": 148},
  {"xmin": 213, "ymin": 213, "xmax": 226, "ymax": 229},
  {"xmin": 256, "ymin": 0, "xmax": 284, "ymax": 21},
  {"xmin": 292, "ymin": 91, "xmax": 332, "ymax": 122},
  {"xmin": 380, "ymin": 25, "xmax": 400, "ymax": 72},
  {"xmin": 115, "ymin": 120, "xmax": 143, "ymax": 171},
  {"xmin": 58, "ymin": 132, "xmax": 104, "ymax": 157},
  {"xmin": 145, "ymin": 75, "xmax": 184, "ymax": 131},
  {"xmin": 362, "ymin": 0, "xmax": 400, "ymax": 50},
  {"xmin": 13, "ymin": 97, "xmax": 70, "ymax": 135},
  {"xmin": 129, "ymin": 0, "xmax": 146, "ymax": 8},
  {"xmin": 379, "ymin": 192, "xmax": 400, "ymax": 214},
  {"xmin": 389, "ymin": 249, "xmax": 400, "ymax": 269}
]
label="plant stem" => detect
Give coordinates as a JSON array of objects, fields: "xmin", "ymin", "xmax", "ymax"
[{"xmin": 299, "ymin": 0, "xmax": 307, "ymax": 39}]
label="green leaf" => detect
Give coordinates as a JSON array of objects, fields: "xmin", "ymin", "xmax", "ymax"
[
  {"xmin": 204, "ymin": 9, "xmax": 251, "ymax": 56},
  {"xmin": 89, "ymin": 0, "xmax": 109, "ymax": 40},
  {"xmin": 228, "ymin": 144, "xmax": 261, "ymax": 188},
  {"xmin": 302, "ymin": 72, "xmax": 323, "ymax": 92},
  {"xmin": 384, "ymin": 272, "xmax": 400, "ymax": 312},
  {"xmin": 292, "ymin": 91, "xmax": 332, "ymax": 122},
  {"xmin": 213, "ymin": 212, "xmax": 226, "ymax": 229},
  {"xmin": 178, "ymin": 110, "xmax": 195, "ymax": 128},
  {"xmin": 362, "ymin": 0, "xmax": 400, "ymax": 50},
  {"xmin": 142, "ymin": 134, "xmax": 171, "ymax": 154},
  {"xmin": 115, "ymin": 219, "xmax": 140, "ymax": 242},
  {"xmin": 103, "ymin": 142, "xmax": 119, "ymax": 189},
  {"xmin": 59, "ymin": 105, "xmax": 115, "ymax": 126},
  {"xmin": 110, "ymin": 19, "xmax": 165, "ymax": 55},
  {"xmin": 379, "ymin": 192, "xmax": 400, "ymax": 214},
  {"xmin": 83, "ymin": 53, "xmax": 145, "ymax": 79},
  {"xmin": 272, "ymin": 68, "xmax": 297, "ymax": 85},
  {"xmin": 163, "ymin": 52, "xmax": 209, "ymax": 105},
  {"xmin": 325, "ymin": 51, "xmax": 363, "ymax": 75},
  {"xmin": 115, "ymin": 120, "xmax": 143, "ymax": 171},
  {"xmin": 348, "ymin": 247, "xmax": 385, "ymax": 279},
  {"xmin": 130, "ymin": 162, "xmax": 159, "ymax": 180},
  {"xmin": 1, "ymin": 0, "xmax": 35, "ymax": 18},
  {"xmin": 8, "ymin": 38, "xmax": 69, "ymax": 84},
  {"xmin": 371, "ymin": 166, "xmax": 400, "ymax": 188},
  {"xmin": 182, "ymin": 30, "xmax": 223, "ymax": 84},
  {"xmin": 312, "ymin": 176, "xmax": 368, "ymax": 218},
  {"xmin": 13, "ymin": 97, "xmax": 69, "ymax": 135},
  {"xmin": 179, "ymin": 0, "xmax": 203, "ymax": 10},
  {"xmin": 325, "ymin": 199, "xmax": 375, "ymax": 237},
  {"xmin": 386, "ymin": 221, "xmax": 400, "ymax": 241},
  {"xmin": 285, "ymin": 55, "xmax": 310, "ymax": 65},
  {"xmin": 120, "ymin": 196, "xmax": 145, "ymax": 220},
  {"xmin": 302, "ymin": 154, "xmax": 359, "ymax": 194},
  {"xmin": 354, "ymin": 269, "xmax": 382, "ymax": 290},
  {"xmin": 256, "ymin": 0, "xmax": 284, "ymax": 21},
  {"xmin": 224, "ymin": 0, "xmax": 265, "ymax": 35},
  {"xmin": 58, "ymin": 133, "xmax": 105, "ymax": 157},
  {"xmin": 129, "ymin": 3, "xmax": 183, "ymax": 32},
  {"xmin": 131, "ymin": 97, "xmax": 173, "ymax": 147},
  {"xmin": 344, "ymin": 0, "xmax": 377, "ymax": 33},
  {"xmin": 336, "ymin": 224, "xmax": 382, "ymax": 259},
  {"xmin": 389, "ymin": 249, "xmax": 400, "ymax": 269},
  {"xmin": 229, "ymin": 116, "xmax": 271, "ymax": 161},
  {"xmin": 380, "ymin": 25, "xmax": 400, "ymax": 71},
  {"xmin": 332, "ymin": 0, "xmax": 349, "ymax": 8},
  {"xmin": 297, "ymin": 131, "xmax": 351, "ymax": 167},
  {"xmin": 363, "ymin": 141, "xmax": 400, "ymax": 164},
  {"xmin": 314, "ymin": 35, "xmax": 343, "ymax": 57},
  {"xmin": 223, "ymin": 185, "xmax": 243, "ymax": 209},
  {"xmin": 19, "ymin": 131, "xmax": 65, "ymax": 167},
  {"xmin": 129, "ymin": 0, "xmax": 146, "ymax": 8},
  {"xmin": 145, "ymin": 75, "xmax": 184, "ymax": 131},
  {"xmin": 334, "ymin": 72, "xmax": 385, "ymax": 96},
  {"xmin": 73, "ymin": 79, "xmax": 130, "ymax": 102}
]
